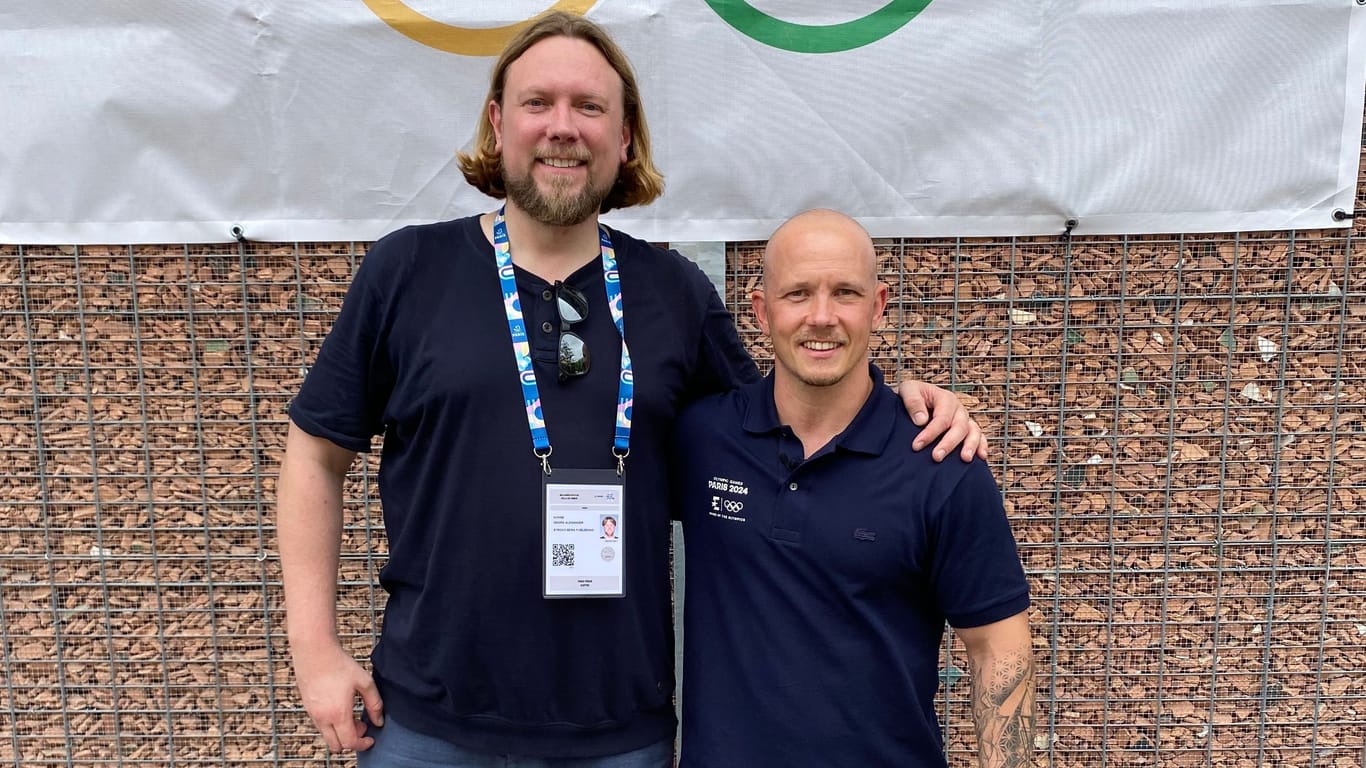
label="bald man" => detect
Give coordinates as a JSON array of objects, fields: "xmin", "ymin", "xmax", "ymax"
[{"xmin": 674, "ymin": 210, "xmax": 1036, "ymax": 767}]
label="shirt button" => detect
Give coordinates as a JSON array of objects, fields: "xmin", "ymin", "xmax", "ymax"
[
  {"xmin": 542, "ymin": 289, "xmax": 553, "ymax": 301},
  {"xmin": 541, "ymin": 321, "xmax": 554, "ymax": 334},
  {"xmin": 788, "ymin": 482, "xmax": 798, "ymax": 491}
]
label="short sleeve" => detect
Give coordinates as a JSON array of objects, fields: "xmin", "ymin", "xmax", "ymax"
[
  {"xmin": 288, "ymin": 236, "xmax": 405, "ymax": 452},
  {"xmin": 929, "ymin": 461, "xmax": 1031, "ymax": 628}
]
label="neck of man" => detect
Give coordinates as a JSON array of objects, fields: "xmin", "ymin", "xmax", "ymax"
[
  {"xmin": 771, "ymin": 366, "xmax": 875, "ymax": 459},
  {"xmin": 482, "ymin": 202, "xmax": 604, "ymax": 283}
]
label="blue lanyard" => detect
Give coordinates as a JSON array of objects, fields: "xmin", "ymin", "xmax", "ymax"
[{"xmin": 492, "ymin": 208, "xmax": 634, "ymax": 475}]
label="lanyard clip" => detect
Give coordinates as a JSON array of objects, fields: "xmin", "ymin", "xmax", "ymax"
[
  {"xmin": 535, "ymin": 446, "xmax": 553, "ymax": 476},
  {"xmin": 613, "ymin": 447, "xmax": 629, "ymax": 477}
]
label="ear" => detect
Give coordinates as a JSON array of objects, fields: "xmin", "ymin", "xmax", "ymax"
[
  {"xmin": 489, "ymin": 100, "xmax": 504, "ymax": 155},
  {"xmin": 751, "ymin": 288, "xmax": 770, "ymax": 336},
  {"xmin": 619, "ymin": 119, "xmax": 631, "ymax": 164},
  {"xmin": 872, "ymin": 282, "xmax": 889, "ymax": 329}
]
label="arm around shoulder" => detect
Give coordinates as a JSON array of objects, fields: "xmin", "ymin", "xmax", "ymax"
[
  {"xmin": 894, "ymin": 379, "xmax": 988, "ymax": 462},
  {"xmin": 957, "ymin": 611, "xmax": 1037, "ymax": 768},
  {"xmin": 684, "ymin": 256, "xmax": 760, "ymax": 394}
]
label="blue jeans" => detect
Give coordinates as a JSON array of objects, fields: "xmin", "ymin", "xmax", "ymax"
[{"xmin": 355, "ymin": 715, "xmax": 673, "ymax": 768}]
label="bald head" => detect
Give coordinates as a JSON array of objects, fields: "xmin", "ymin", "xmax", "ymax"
[{"xmin": 763, "ymin": 209, "xmax": 877, "ymax": 287}]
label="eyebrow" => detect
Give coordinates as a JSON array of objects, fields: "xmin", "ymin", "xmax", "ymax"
[{"xmin": 510, "ymin": 82, "xmax": 616, "ymax": 103}]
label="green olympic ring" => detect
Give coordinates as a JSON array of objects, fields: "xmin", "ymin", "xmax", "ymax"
[{"xmin": 702, "ymin": 0, "xmax": 933, "ymax": 54}]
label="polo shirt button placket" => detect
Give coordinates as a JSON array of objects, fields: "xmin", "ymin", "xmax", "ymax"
[{"xmin": 773, "ymin": 477, "xmax": 803, "ymax": 543}]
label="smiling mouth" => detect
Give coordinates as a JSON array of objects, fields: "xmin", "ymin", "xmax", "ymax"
[
  {"xmin": 539, "ymin": 157, "xmax": 586, "ymax": 168},
  {"xmin": 802, "ymin": 340, "xmax": 841, "ymax": 351}
]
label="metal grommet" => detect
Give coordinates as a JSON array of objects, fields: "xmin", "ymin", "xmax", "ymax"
[{"xmin": 542, "ymin": 289, "xmax": 554, "ymax": 301}]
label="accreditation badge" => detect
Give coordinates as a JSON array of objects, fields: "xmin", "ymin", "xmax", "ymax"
[{"xmin": 543, "ymin": 468, "xmax": 625, "ymax": 598}]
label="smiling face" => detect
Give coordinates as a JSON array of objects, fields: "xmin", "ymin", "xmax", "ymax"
[
  {"xmin": 753, "ymin": 210, "xmax": 888, "ymax": 395},
  {"xmin": 490, "ymin": 35, "xmax": 631, "ymax": 227}
]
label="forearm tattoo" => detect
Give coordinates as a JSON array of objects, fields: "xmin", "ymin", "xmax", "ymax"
[{"xmin": 970, "ymin": 649, "xmax": 1036, "ymax": 768}]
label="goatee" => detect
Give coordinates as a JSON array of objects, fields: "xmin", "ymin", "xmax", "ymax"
[{"xmin": 503, "ymin": 166, "xmax": 611, "ymax": 227}]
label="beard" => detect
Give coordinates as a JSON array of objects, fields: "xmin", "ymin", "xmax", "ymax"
[{"xmin": 503, "ymin": 163, "xmax": 612, "ymax": 227}]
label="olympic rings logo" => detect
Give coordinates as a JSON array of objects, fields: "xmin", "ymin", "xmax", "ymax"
[
  {"xmin": 362, "ymin": 1, "xmax": 933, "ymax": 56},
  {"xmin": 722, "ymin": 499, "xmax": 744, "ymax": 514}
]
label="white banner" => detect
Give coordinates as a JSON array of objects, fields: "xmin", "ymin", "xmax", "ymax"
[{"xmin": 1, "ymin": 1, "xmax": 1363, "ymax": 244}]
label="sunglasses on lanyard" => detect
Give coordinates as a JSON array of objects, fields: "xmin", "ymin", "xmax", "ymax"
[{"xmin": 555, "ymin": 281, "xmax": 590, "ymax": 382}]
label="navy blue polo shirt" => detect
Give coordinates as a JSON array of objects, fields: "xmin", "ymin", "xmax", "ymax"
[
  {"xmin": 288, "ymin": 215, "xmax": 757, "ymax": 757},
  {"xmin": 675, "ymin": 366, "xmax": 1029, "ymax": 767}
]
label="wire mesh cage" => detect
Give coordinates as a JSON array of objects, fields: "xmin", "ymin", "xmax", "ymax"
[{"xmin": 2, "ymin": 162, "xmax": 1365, "ymax": 767}]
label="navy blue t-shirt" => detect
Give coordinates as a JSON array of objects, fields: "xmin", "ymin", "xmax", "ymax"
[
  {"xmin": 289, "ymin": 215, "xmax": 758, "ymax": 757},
  {"xmin": 675, "ymin": 366, "xmax": 1030, "ymax": 767}
]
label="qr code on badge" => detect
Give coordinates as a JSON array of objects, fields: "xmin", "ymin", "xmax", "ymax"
[{"xmin": 552, "ymin": 543, "xmax": 575, "ymax": 567}]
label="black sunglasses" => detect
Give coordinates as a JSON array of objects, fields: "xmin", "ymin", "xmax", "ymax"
[{"xmin": 556, "ymin": 282, "xmax": 590, "ymax": 382}]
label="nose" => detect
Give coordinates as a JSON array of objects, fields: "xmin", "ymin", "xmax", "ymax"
[
  {"xmin": 808, "ymin": 294, "xmax": 837, "ymax": 326},
  {"xmin": 546, "ymin": 101, "xmax": 579, "ymax": 142}
]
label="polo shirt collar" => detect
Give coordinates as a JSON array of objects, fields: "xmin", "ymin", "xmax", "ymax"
[{"xmin": 741, "ymin": 363, "xmax": 897, "ymax": 457}]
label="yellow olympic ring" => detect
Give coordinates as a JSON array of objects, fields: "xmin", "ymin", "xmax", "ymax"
[{"xmin": 362, "ymin": 0, "xmax": 598, "ymax": 57}]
